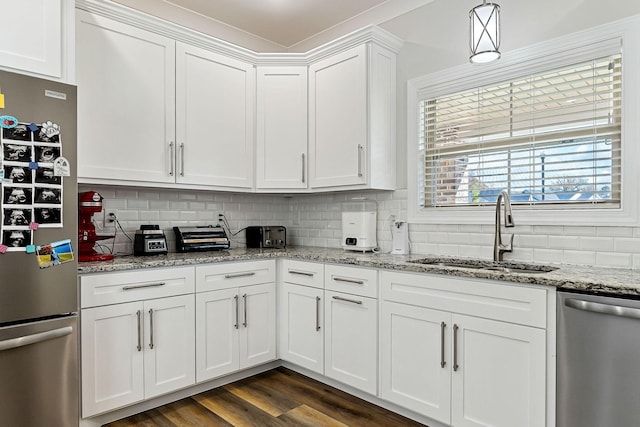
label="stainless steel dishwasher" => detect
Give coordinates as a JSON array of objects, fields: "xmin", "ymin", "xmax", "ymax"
[{"xmin": 557, "ymin": 291, "xmax": 640, "ymax": 427}]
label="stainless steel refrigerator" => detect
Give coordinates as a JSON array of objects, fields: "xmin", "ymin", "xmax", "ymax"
[{"xmin": 0, "ymin": 70, "xmax": 78, "ymax": 427}]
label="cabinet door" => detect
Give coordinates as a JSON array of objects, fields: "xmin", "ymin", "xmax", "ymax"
[
  {"xmin": 379, "ymin": 301, "xmax": 451, "ymax": 424},
  {"xmin": 256, "ymin": 66, "xmax": 308, "ymax": 190},
  {"xmin": 451, "ymin": 314, "xmax": 546, "ymax": 427},
  {"xmin": 81, "ymin": 302, "xmax": 144, "ymax": 417},
  {"xmin": 0, "ymin": 0, "xmax": 65, "ymax": 78},
  {"xmin": 239, "ymin": 283, "xmax": 277, "ymax": 369},
  {"xmin": 176, "ymin": 42, "xmax": 255, "ymax": 189},
  {"xmin": 195, "ymin": 288, "xmax": 240, "ymax": 382},
  {"xmin": 324, "ymin": 291, "xmax": 377, "ymax": 395},
  {"xmin": 76, "ymin": 11, "xmax": 176, "ymax": 184},
  {"xmin": 309, "ymin": 44, "xmax": 367, "ymax": 188},
  {"xmin": 279, "ymin": 282, "xmax": 323, "ymax": 373},
  {"xmin": 143, "ymin": 294, "xmax": 195, "ymax": 399}
]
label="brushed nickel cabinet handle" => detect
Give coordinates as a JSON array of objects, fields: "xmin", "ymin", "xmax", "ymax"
[
  {"xmin": 225, "ymin": 272, "xmax": 256, "ymax": 279},
  {"xmin": 357, "ymin": 144, "xmax": 363, "ymax": 177},
  {"xmin": 315, "ymin": 296, "xmax": 321, "ymax": 331},
  {"xmin": 234, "ymin": 295, "xmax": 239, "ymax": 329},
  {"xmin": 136, "ymin": 310, "xmax": 142, "ymax": 352},
  {"xmin": 440, "ymin": 321, "xmax": 447, "ymax": 368},
  {"xmin": 302, "ymin": 153, "xmax": 306, "ymax": 183},
  {"xmin": 169, "ymin": 142, "xmax": 175, "ymax": 176},
  {"xmin": 148, "ymin": 308, "xmax": 154, "ymax": 349},
  {"xmin": 332, "ymin": 295, "xmax": 363, "ymax": 305},
  {"xmin": 453, "ymin": 324, "xmax": 459, "ymax": 372},
  {"xmin": 122, "ymin": 282, "xmax": 165, "ymax": 291},
  {"xmin": 179, "ymin": 143, "xmax": 185, "ymax": 177},
  {"xmin": 242, "ymin": 294, "xmax": 248, "ymax": 328},
  {"xmin": 332, "ymin": 277, "xmax": 364, "ymax": 285},
  {"xmin": 289, "ymin": 269, "xmax": 314, "ymax": 277}
]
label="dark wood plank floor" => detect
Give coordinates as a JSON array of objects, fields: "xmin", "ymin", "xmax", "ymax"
[{"xmin": 104, "ymin": 367, "xmax": 427, "ymax": 427}]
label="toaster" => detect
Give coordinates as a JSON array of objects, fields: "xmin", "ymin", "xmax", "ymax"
[{"xmin": 245, "ymin": 226, "xmax": 286, "ymax": 249}]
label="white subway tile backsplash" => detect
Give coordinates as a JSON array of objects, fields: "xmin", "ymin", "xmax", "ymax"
[
  {"xmin": 548, "ymin": 235, "xmax": 580, "ymax": 250},
  {"xmin": 580, "ymin": 237, "xmax": 614, "ymax": 252},
  {"xmin": 597, "ymin": 227, "xmax": 633, "ymax": 237},
  {"xmin": 564, "ymin": 250, "xmax": 596, "ymax": 266},
  {"xmin": 79, "ymin": 185, "xmax": 640, "ymax": 269},
  {"xmin": 532, "ymin": 248, "xmax": 564, "ymax": 262},
  {"xmin": 596, "ymin": 252, "xmax": 632, "ymax": 268},
  {"xmin": 518, "ymin": 235, "xmax": 548, "ymax": 248},
  {"xmin": 614, "ymin": 237, "xmax": 640, "ymax": 253}
]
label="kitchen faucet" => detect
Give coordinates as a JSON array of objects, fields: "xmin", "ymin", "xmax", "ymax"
[{"xmin": 493, "ymin": 189, "xmax": 514, "ymax": 262}]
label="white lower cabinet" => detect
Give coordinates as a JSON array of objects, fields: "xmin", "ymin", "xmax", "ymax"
[
  {"xmin": 380, "ymin": 301, "xmax": 451, "ymax": 422},
  {"xmin": 195, "ymin": 262, "xmax": 277, "ymax": 382},
  {"xmin": 324, "ymin": 290, "xmax": 378, "ymax": 395},
  {"xmin": 323, "ymin": 265, "xmax": 378, "ymax": 394},
  {"xmin": 279, "ymin": 282, "xmax": 324, "ymax": 373},
  {"xmin": 379, "ymin": 271, "xmax": 547, "ymax": 427},
  {"xmin": 81, "ymin": 294, "xmax": 195, "ymax": 417}
]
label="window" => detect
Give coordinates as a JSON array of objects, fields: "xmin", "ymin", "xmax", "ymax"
[
  {"xmin": 420, "ymin": 55, "xmax": 621, "ymax": 208},
  {"xmin": 407, "ymin": 16, "xmax": 640, "ymax": 226}
]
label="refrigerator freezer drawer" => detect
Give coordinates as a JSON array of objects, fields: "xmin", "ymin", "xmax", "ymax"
[{"xmin": 0, "ymin": 315, "xmax": 78, "ymax": 427}]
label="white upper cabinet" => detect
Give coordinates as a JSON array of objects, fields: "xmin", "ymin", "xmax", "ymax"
[
  {"xmin": 256, "ymin": 66, "xmax": 308, "ymax": 191},
  {"xmin": 0, "ymin": 0, "xmax": 74, "ymax": 81},
  {"xmin": 75, "ymin": 3, "xmax": 401, "ymax": 193},
  {"xmin": 309, "ymin": 43, "xmax": 397, "ymax": 191},
  {"xmin": 176, "ymin": 43, "xmax": 255, "ymax": 189},
  {"xmin": 76, "ymin": 11, "xmax": 176, "ymax": 184}
]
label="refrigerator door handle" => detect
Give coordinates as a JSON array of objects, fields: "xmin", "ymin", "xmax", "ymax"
[{"xmin": 0, "ymin": 326, "xmax": 72, "ymax": 351}]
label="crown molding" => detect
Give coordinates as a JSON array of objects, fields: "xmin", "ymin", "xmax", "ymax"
[{"xmin": 76, "ymin": 0, "xmax": 403, "ymax": 66}]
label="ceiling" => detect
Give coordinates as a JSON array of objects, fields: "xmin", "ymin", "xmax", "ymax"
[{"xmin": 124, "ymin": 0, "xmax": 434, "ymax": 49}]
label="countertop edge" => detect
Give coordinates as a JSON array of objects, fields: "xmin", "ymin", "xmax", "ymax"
[{"xmin": 77, "ymin": 247, "xmax": 640, "ymax": 297}]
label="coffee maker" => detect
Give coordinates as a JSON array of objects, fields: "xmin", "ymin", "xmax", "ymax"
[{"xmin": 78, "ymin": 191, "xmax": 114, "ymax": 262}]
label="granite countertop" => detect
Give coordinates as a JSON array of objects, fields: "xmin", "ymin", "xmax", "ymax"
[{"xmin": 77, "ymin": 246, "xmax": 640, "ymax": 297}]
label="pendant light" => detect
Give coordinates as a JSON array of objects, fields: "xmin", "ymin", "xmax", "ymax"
[{"xmin": 469, "ymin": 1, "xmax": 501, "ymax": 63}]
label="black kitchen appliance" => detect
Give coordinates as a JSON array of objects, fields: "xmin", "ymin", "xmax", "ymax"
[
  {"xmin": 173, "ymin": 225, "xmax": 230, "ymax": 252},
  {"xmin": 134, "ymin": 225, "xmax": 167, "ymax": 255},
  {"xmin": 246, "ymin": 225, "xmax": 286, "ymax": 249}
]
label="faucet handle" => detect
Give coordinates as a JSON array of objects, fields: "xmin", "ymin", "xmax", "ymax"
[{"xmin": 504, "ymin": 234, "xmax": 514, "ymax": 252}]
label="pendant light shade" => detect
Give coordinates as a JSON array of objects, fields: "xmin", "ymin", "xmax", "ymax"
[{"xmin": 469, "ymin": 1, "xmax": 501, "ymax": 63}]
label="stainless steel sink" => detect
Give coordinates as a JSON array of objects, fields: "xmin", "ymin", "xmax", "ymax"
[{"xmin": 408, "ymin": 258, "xmax": 558, "ymax": 274}]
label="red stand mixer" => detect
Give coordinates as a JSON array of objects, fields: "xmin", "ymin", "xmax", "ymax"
[{"xmin": 78, "ymin": 191, "xmax": 115, "ymax": 262}]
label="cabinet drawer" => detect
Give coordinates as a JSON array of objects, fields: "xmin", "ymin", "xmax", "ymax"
[
  {"xmin": 80, "ymin": 267, "xmax": 195, "ymax": 308},
  {"xmin": 196, "ymin": 260, "xmax": 276, "ymax": 292},
  {"xmin": 280, "ymin": 259, "xmax": 324, "ymax": 289},
  {"xmin": 380, "ymin": 271, "xmax": 547, "ymax": 328},
  {"xmin": 325, "ymin": 264, "xmax": 377, "ymax": 298}
]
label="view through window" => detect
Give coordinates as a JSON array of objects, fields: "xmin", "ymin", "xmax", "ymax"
[{"xmin": 419, "ymin": 54, "xmax": 622, "ymax": 209}]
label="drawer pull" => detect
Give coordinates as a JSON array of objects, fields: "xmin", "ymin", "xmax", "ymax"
[
  {"xmin": 315, "ymin": 296, "xmax": 321, "ymax": 331},
  {"xmin": 122, "ymin": 282, "xmax": 166, "ymax": 291},
  {"xmin": 332, "ymin": 277, "xmax": 364, "ymax": 285},
  {"xmin": 289, "ymin": 269, "xmax": 314, "ymax": 277},
  {"xmin": 332, "ymin": 295, "xmax": 363, "ymax": 305},
  {"xmin": 225, "ymin": 272, "xmax": 256, "ymax": 279}
]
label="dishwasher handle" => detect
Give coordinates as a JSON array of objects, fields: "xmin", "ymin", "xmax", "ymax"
[
  {"xmin": 0, "ymin": 326, "xmax": 73, "ymax": 351},
  {"xmin": 564, "ymin": 297, "xmax": 640, "ymax": 320}
]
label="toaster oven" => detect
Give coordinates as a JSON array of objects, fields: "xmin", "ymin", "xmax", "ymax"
[{"xmin": 245, "ymin": 226, "xmax": 286, "ymax": 249}]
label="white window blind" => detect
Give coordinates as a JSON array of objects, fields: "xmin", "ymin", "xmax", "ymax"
[{"xmin": 420, "ymin": 54, "xmax": 621, "ymax": 208}]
